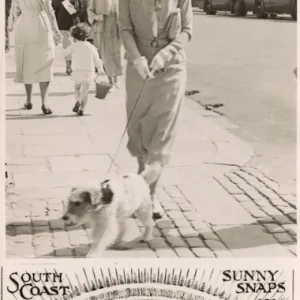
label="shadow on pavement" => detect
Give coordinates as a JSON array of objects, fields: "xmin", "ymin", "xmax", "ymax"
[
  {"xmin": 5, "ymin": 212, "xmax": 296, "ymax": 258},
  {"xmin": 6, "ymin": 91, "xmax": 95, "ymax": 97},
  {"xmin": 5, "ymin": 114, "xmax": 87, "ymax": 120}
]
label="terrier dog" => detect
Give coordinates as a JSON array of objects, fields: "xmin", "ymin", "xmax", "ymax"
[{"xmin": 62, "ymin": 172, "xmax": 156, "ymax": 258}]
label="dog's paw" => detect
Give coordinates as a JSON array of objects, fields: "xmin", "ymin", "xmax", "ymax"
[
  {"xmin": 86, "ymin": 249, "xmax": 102, "ymax": 258},
  {"xmin": 142, "ymin": 234, "xmax": 153, "ymax": 243}
]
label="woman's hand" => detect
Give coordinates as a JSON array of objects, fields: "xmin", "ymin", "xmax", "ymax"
[
  {"xmin": 94, "ymin": 14, "xmax": 103, "ymax": 21},
  {"xmin": 133, "ymin": 56, "xmax": 153, "ymax": 80},
  {"xmin": 54, "ymin": 32, "xmax": 63, "ymax": 46},
  {"xmin": 150, "ymin": 48, "xmax": 173, "ymax": 75}
]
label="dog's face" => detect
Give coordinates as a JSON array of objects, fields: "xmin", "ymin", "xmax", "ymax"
[{"xmin": 62, "ymin": 182, "xmax": 114, "ymax": 226}]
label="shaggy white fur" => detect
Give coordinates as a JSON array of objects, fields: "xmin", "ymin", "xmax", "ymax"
[{"xmin": 63, "ymin": 173, "xmax": 154, "ymax": 258}]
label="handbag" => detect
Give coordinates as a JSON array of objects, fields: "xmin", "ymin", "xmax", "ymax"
[{"xmin": 168, "ymin": 0, "xmax": 182, "ymax": 40}]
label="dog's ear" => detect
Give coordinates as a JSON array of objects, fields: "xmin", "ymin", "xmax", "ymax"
[
  {"xmin": 101, "ymin": 182, "xmax": 114, "ymax": 205},
  {"xmin": 81, "ymin": 190, "xmax": 103, "ymax": 211},
  {"xmin": 80, "ymin": 191, "xmax": 92, "ymax": 204}
]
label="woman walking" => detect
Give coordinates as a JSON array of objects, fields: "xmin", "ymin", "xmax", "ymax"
[
  {"xmin": 88, "ymin": 0, "xmax": 123, "ymax": 90},
  {"xmin": 9, "ymin": 0, "xmax": 62, "ymax": 114},
  {"xmin": 118, "ymin": 0, "xmax": 192, "ymax": 219},
  {"xmin": 5, "ymin": 0, "xmax": 12, "ymax": 52},
  {"xmin": 52, "ymin": 0, "xmax": 84, "ymax": 75}
]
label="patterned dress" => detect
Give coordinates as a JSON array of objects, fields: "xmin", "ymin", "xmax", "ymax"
[
  {"xmin": 118, "ymin": 0, "xmax": 193, "ymax": 164},
  {"xmin": 88, "ymin": 0, "xmax": 123, "ymax": 78}
]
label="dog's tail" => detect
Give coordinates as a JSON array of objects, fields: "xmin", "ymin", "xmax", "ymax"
[{"xmin": 140, "ymin": 162, "xmax": 162, "ymax": 185}]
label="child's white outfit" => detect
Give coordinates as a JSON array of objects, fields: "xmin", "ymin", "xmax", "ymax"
[{"xmin": 64, "ymin": 41, "xmax": 103, "ymax": 113}]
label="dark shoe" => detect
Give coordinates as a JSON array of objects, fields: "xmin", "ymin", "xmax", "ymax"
[
  {"xmin": 153, "ymin": 212, "xmax": 164, "ymax": 220},
  {"xmin": 41, "ymin": 105, "xmax": 52, "ymax": 115},
  {"xmin": 77, "ymin": 109, "xmax": 84, "ymax": 116},
  {"xmin": 66, "ymin": 67, "xmax": 72, "ymax": 75},
  {"xmin": 66, "ymin": 61, "xmax": 72, "ymax": 75},
  {"xmin": 24, "ymin": 102, "xmax": 33, "ymax": 110},
  {"xmin": 72, "ymin": 101, "xmax": 81, "ymax": 113},
  {"xmin": 152, "ymin": 198, "xmax": 164, "ymax": 220}
]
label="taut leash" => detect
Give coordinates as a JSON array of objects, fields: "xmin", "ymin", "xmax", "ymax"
[{"xmin": 104, "ymin": 78, "xmax": 149, "ymax": 179}]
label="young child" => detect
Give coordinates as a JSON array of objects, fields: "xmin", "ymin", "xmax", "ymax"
[{"xmin": 64, "ymin": 22, "xmax": 104, "ymax": 116}]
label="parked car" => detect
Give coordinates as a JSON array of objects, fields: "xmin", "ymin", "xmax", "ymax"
[
  {"xmin": 253, "ymin": 0, "xmax": 297, "ymax": 19},
  {"xmin": 201, "ymin": 0, "xmax": 255, "ymax": 16},
  {"xmin": 196, "ymin": 0, "xmax": 296, "ymax": 19}
]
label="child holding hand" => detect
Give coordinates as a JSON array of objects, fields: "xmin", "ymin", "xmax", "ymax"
[{"xmin": 64, "ymin": 22, "xmax": 104, "ymax": 115}]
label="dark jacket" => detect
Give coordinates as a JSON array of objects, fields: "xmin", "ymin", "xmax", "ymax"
[{"xmin": 52, "ymin": 0, "xmax": 85, "ymax": 30}]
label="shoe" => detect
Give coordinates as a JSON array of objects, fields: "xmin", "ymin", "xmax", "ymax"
[
  {"xmin": 72, "ymin": 101, "xmax": 81, "ymax": 113},
  {"xmin": 41, "ymin": 105, "xmax": 52, "ymax": 115},
  {"xmin": 108, "ymin": 86, "xmax": 115, "ymax": 93},
  {"xmin": 152, "ymin": 197, "xmax": 164, "ymax": 220},
  {"xmin": 77, "ymin": 109, "xmax": 84, "ymax": 116},
  {"xmin": 24, "ymin": 102, "xmax": 33, "ymax": 110},
  {"xmin": 66, "ymin": 67, "xmax": 72, "ymax": 75}
]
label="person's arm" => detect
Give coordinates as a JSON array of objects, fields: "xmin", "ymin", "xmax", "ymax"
[
  {"xmin": 92, "ymin": 46, "xmax": 104, "ymax": 73},
  {"xmin": 42, "ymin": 0, "xmax": 61, "ymax": 36},
  {"xmin": 164, "ymin": 0, "xmax": 193, "ymax": 55},
  {"xmin": 8, "ymin": 0, "xmax": 21, "ymax": 31},
  {"xmin": 150, "ymin": 0, "xmax": 192, "ymax": 73},
  {"xmin": 64, "ymin": 44, "xmax": 73, "ymax": 58},
  {"xmin": 51, "ymin": 0, "xmax": 59, "ymax": 16},
  {"xmin": 87, "ymin": 0, "xmax": 102, "ymax": 24},
  {"xmin": 118, "ymin": 0, "xmax": 142, "ymax": 62}
]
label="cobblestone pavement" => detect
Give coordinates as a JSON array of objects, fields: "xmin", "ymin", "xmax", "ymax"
[
  {"xmin": 5, "ymin": 46, "xmax": 297, "ymax": 259},
  {"xmin": 6, "ymin": 166, "xmax": 297, "ymax": 258}
]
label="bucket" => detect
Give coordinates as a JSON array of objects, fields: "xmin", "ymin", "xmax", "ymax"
[{"xmin": 95, "ymin": 81, "xmax": 112, "ymax": 99}]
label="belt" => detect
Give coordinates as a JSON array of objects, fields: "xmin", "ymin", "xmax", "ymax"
[{"xmin": 150, "ymin": 37, "xmax": 169, "ymax": 49}]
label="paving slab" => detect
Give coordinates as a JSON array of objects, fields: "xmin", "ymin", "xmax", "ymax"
[{"xmin": 178, "ymin": 177, "xmax": 256, "ymax": 225}]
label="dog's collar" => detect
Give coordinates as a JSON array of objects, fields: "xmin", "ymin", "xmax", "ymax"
[{"xmin": 100, "ymin": 179, "xmax": 110, "ymax": 189}]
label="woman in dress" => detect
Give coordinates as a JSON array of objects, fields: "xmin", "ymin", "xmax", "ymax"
[
  {"xmin": 9, "ymin": 0, "xmax": 62, "ymax": 114},
  {"xmin": 52, "ymin": 0, "xmax": 84, "ymax": 75},
  {"xmin": 88, "ymin": 0, "xmax": 123, "ymax": 90},
  {"xmin": 118, "ymin": 0, "xmax": 193, "ymax": 219},
  {"xmin": 5, "ymin": 0, "xmax": 12, "ymax": 52}
]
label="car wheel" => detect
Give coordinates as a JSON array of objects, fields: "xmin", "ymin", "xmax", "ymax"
[
  {"xmin": 204, "ymin": 0, "xmax": 217, "ymax": 14},
  {"xmin": 234, "ymin": 0, "xmax": 247, "ymax": 16},
  {"xmin": 254, "ymin": 0, "xmax": 268, "ymax": 18},
  {"xmin": 291, "ymin": 0, "xmax": 297, "ymax": 19},
  {"xmin": 270, "ymin": 13, "xmax": 277, "ymax": 18}
]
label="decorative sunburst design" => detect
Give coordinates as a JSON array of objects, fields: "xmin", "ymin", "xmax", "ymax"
[{"xmin": 8, "ymin": 267, "xmax": 290, "ymax": 300}]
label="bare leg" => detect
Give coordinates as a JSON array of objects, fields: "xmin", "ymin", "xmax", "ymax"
[
  {"xmin": 113, "ymin": 76, "xmax": 120, "ymax": 89},
  {"xmin": 149, "ymin": 168, "xmax": 164, "ymax": 220},
  {"xmin": 80, "ymin": 82, "xmax": 91, "ymax": 111},
  {"xmin": 74, "ymin": 83, "xmax": 81, "ymax": 104},
  {"xmin": 66, "ymin": 60, "xmax": 72, "ymax": 75},
  {"xmin": 39, "ymin": 82, "xmax": 50, "ymax": 106},
  {"xmin": 138, "ymin": 157, "xmax": 165, "ymax": 220},
  {"xmin": 25, "ymin": 84, "xmax": 33, "ymax": 104},
  {"xmin": 137, "ymin": 156, "xmax": 146, "ymax": 174},
  {"xmin": 73, "ymin": 83, "xmax": 81, "ymax": 113}
]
